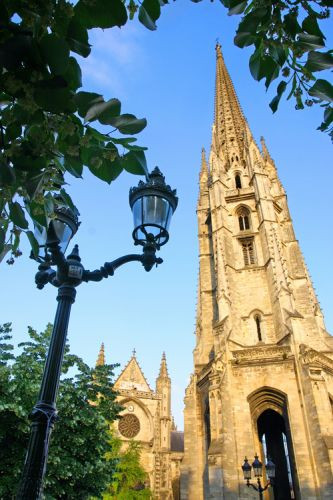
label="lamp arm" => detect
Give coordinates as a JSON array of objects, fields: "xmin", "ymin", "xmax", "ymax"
[{"xmin": 83, "ymin": 250, "xmax": 163, "ymax": 283}]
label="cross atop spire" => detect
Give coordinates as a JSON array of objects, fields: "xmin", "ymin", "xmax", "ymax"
[
  {"xmin": 213, "ymin": 43, "xmax": 247, "ymax": 158},
  {"xmin": 132, "ymin": 348, "xmax": 136, "ymax": 357},
  {"xmin": 96, "ymin": 342, "xmax": 105, "ymax": 366}
]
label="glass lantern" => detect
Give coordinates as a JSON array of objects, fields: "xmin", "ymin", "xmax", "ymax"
[
  {"xmin": 241, "ymin": 457, "xmax": 252, "ymax": 480},
  {"xmin": 252, "ymin": 454, "xmax": 263, "ymax": 477},
  {"xmin": 265, "ymin": 457, "xmax": 276, "ymax": 480},
  {"xmin": 33, "ymin": 205, "xmax": 80, "ymax": 261},
  {"xmin": 129, "ymin": 167, "xmax": 178, "ymax": 248}
]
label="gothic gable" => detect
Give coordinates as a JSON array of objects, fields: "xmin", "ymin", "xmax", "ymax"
[{"xmin": 114, "ymin": 355, "xmax": 152, "ymax": 393}]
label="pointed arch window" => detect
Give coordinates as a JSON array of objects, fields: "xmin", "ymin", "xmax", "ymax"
[
  {"xmin": 237, "ymin": 207, "xmax": 250, "ymax": 231},
  {"xmin": 241, "ymin": 238, "xmax": 256, "ymax": 266},
  {"xmin": 235, "ymin": 174, "xmax": 242, "ymax": 189}
]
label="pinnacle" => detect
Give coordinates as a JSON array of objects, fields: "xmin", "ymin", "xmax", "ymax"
[
  {"xmin": 158, "ymin": 351, "xmax": 169, "ymax": 378},
  {"xmin": 96, "ymin": 342, "xmax": 105, "ymax": 366},
  {"xmin": 200, "ymin": 147, "xmax": 208, "ymax": 174}
]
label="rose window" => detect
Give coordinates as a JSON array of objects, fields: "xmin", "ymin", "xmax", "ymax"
[{"xmin": 118, "ymin": 414, "xmax": 140, "ymax": 438}]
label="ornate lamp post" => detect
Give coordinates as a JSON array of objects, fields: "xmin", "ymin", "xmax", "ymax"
[
  {"xmin": 241, "ymin": 454, "xmax": 275, "ymax": 499},
  {"xmin": 17, "ymin": 167, "xmax": 178, "ymax": 499}
]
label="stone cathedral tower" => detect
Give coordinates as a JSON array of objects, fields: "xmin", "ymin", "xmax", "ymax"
[{"xmin": 181, "ymin": 45, "xmax": 333, "ymax": 499}]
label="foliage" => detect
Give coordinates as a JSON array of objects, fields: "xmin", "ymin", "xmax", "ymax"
[
  {"xmin": 0, "ymin": 0, "xmax": 155, "ymax": 265},
  {"xmin": 1, "ymin": 0, "xmax": 332, "ymax": 265},
  {"xmin": 192, "ymin": 0, "xmax": 333, "ymax": 140},
  {"xmin": 0, "ymin": 323, "xmax": 122, "ymax": 499},
  {"xmin": 103, "ymin": 438, "xmax": 152, "ymax": 499}
]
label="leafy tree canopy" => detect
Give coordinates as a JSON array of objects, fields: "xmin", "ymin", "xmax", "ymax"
[
  {"xmin": 1, "ymin": 0, "xmax": 331, "ymax": 264},
  {"xmin": 103, "ymin": 438, "xmax": 152, "ymax": 500},
  {"xmin": 0, "ymin": 323, "xmax": 122, "ymax": 499}
]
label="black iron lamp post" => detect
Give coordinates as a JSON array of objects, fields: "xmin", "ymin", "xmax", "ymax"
[
  {"xmin": 17, "ymin": 167, "xmax": 178, "ymax": 500},
  {"xmin": 241, "ymin": 455, "xmax": 275, "ymax": 499}
]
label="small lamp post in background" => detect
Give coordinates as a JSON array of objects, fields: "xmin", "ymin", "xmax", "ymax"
[
  {"xmin": 241, "ymin": 454, "xmax": 275, "ymax": 499},
  {"xmin": 17, "ymin": 167, "xmax": 178, "ymax": 499}
]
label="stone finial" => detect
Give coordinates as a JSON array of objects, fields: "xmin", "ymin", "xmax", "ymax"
[{"xmin": 96, "ymin": 342, "xmax": 105, "ymax": 366}]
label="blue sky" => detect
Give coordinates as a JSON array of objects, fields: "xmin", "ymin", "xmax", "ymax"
[{"xmin": 1, "ymin": 2, "xmax": 332, "ymax": 429}]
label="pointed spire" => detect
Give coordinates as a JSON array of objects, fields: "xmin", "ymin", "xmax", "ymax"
[
  {"xmin": 158, "ymin": 351, "xmax": 169, "ymax": 379},
  {"xmin": 96, "ymin": 343, "xmax": 105, "ymax": 366},
  {"xmin": 213, "ymin": 43, "xmax": 247, "ymax": 157},
  {"xmin": 260, "ymin": 136, "xmax": 274, "ymax": 164}
]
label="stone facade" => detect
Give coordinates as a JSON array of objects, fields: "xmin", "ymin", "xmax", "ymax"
[
  {"xmin": 97, "ymin": 345, "xmax": 184, "ymax": 499},
  {"xmin": 180, "ymin": 44, "xmax": 333, "ymax": 499}
]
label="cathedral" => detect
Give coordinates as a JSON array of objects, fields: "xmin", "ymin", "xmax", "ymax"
[
  {"xmin": 100, "ymin": 45, "xmax": 333, "ymax": 499},
  {"xmin": 96, "ymin": 345, "xmax": 184, "ymax": 499}
]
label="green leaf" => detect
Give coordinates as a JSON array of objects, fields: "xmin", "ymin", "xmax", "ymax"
[
  {"xmin": 302, "ymin": 15, "xmax": 325, "ymax": 38},
  {"xmin": 249, "ymin": 48, "xmax": 263, "ymax": 81},
  {"xmin": 67, "ymin": 17, "xmax": 91, "ymax": 58},
  {"xmin": 269, "ymin": 81, "xmax": 287, "ymax": 113},
  {"xmin": 6, "ymin": 122, "xmax": 22, "ymax": 140},
  {"xmin": 108, "ymin": 114, "xmax": 147, "ymax": 135},
  {"xmin": 85, "ymin": 99, "xmax": 121, "ymax": 124},
  {"xmin": 26, "ymin": 201, "xmax": 47, "ymax": 227},
  {"xmin": 85, "ymin": 127, "xmax": 109, "ymax": 142},
  {"xmin": 63, "ymin": 57, "xmax": 82, "ymax": 90},
  {"xmin": 121, "ymin": 150, "xmax": 148, "ymax": 176},
  {"xmin": 26, "ymin": 230, "xmax": 39, "ymax": 258},
  {"xmin": 234, "ymin": 32, "xmax": 256, "ymax": 48},
  {"xmin": 59, "ymin": 189, "xmax": 75, "ymax": 211},
  {"xmin": 138, "ymin": 0, "xmax": 161, "ymax": 30},
  {"xmin": 269, "ymin": 44, "xmax": 287, "ymax": 67},
  {"xmin": 308, "ymin": 79, "xmax": 333, "ymax": 102},
  {"xmin": 296, "ymin": 34, "xmax": 325, "ymax": 51},
  {"xmin": 249, "ymin": 49, "xmax": 278, "ymax": 87},
  {"xmin": 108, "ymin": 137, "xmax": 137, "ymax": 145},
  {"xmin": 74, "ymin": 92, "xmax": 104, "ymax": 118},
  {"xmin": 228, "ymin": 0, "xmax": 248, "ymax": 15},
  {"xmin": 9, "ymin": 202, "xmax": 29, "ymax": 229},
  {"xmin": 88, "ymin": 158, "xmax": 123, "ymax": 184},
  {"xmin": 34, "ymin": 88, "xmax": 74, "ymax": 113},
  {"xmin": 283, "ymin": 13, "xmax": 302, "ymax": 38},
  {"xmin": 40, "ymin": 34, "xmax": 70, "ymax": 75},
  {"xmin": 305, "ymin": 51, "xmax": 333, "ymax": 72},
  {"xmin": 75, "ymin": 0, "xmax": 128, "ymax": 29},
  {"xmin": 64, "ymin": 156, "xmax": 83, "ymax": 178},
  {"xmin": 0, "ymin": 160, "xmax": 16, "ymax": 186}
]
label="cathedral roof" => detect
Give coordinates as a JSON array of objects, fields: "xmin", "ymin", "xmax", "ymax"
[{"xmin": 114, "ymin": 350, "xmax": 152, "ymax": 393}]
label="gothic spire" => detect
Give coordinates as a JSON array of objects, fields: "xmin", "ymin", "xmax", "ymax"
[
  {"xmin": 158, "ymin": 352, "xmax": 169, "ymax": 379},
  {"xmin": 213, "ymin": 43, "xmax": 247, "ymax": 157},
  {"xmin": 96, "ymin": 342, "xmax": 105, "ymax": 366}
]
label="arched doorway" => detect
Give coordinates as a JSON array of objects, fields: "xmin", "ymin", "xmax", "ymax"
[
  {"xmin": 258, "ymin": 409, "xmax": 296, "ymax": 499},
  {"xmin": 248, "ymin": 387, "xmax": 299, "ymax": 500}
]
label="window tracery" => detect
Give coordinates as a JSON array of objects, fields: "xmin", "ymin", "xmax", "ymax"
[
  {"xmin": 237, "ymin": 207, "xmax": 250, "ymax": 231},
  {"xmin": 241, "ymin": 238, "xmax": 256, "ymax": 266}
]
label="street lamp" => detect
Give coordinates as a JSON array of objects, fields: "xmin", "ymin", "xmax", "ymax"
[
  {"xmin": 241, "ymin": 454, "xmax": 275, "ymax": 499},
  {"xmin": 17, "ymin": 167, "xmax": 178, "ymax": 499}
]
